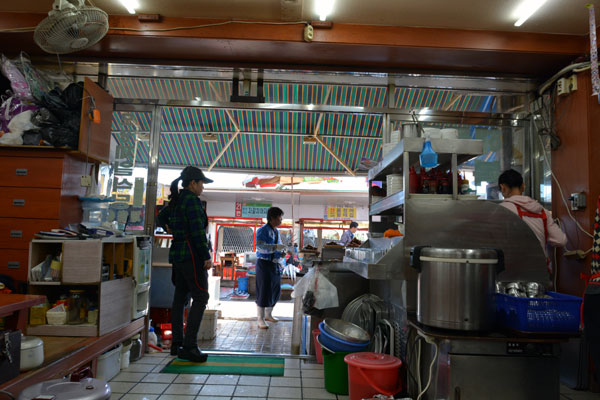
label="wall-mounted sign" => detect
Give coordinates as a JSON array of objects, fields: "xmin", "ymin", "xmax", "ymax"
[
  {"xmin": 239, "ymin": 203, "xmax": 271, "ymax": 218},
  {"xmin": 325, "ymin": 206, "xmax": 356, "ymax": 220},
  {"xmin": 235, "ymin": 202, "xmax": 243, "ymax": 218}
]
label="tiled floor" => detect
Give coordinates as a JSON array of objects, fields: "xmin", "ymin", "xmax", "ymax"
[
  {"xmin": 198, "ymin": 319, "xmax": 292, "ymax": 354},
  {"xmin": 109, "ymin": 352, "xmax": 347, "ymax": 400}
]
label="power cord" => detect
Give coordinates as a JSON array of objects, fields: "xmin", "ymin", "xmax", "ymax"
[{"xmin": 416, "ymin": 331, "xmax": 439, "ymax": 400}]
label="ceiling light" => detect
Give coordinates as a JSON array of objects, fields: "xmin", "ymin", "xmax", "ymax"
[
  {"xmin": 303, "ymin": 136, "xmax": 317, "ymax": 145},
  {"xmin": 118, "ymin": 0, "xmax": 139, "ymax": 14},
  {"xmin": 315, "ymin": 0, "xmax": 334, "ymax": 21},
  {"xmin": 202, "ymin": 133, "xmax": 219, "ymax": 143},
  {"xmin": 513, "ymin": 0, "xmax": 547, "ymax": 27}
]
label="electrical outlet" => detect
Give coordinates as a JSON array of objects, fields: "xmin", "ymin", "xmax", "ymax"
[
  {"xmin": 568, "ymin": 75, "xmax": 578, "ymax": 92},
  {"xmin": 569, "ymin": 192, "xmax": 586, "ymax": 210},
  {"xmin": 303, "ymin": 25, "xmax": 314, "ymax": 42},
  {"xmin": 557, "ymin": 78, "xmax": 569, "ymax": 96},
  {"xmin": 80, "ymin": 175, "xmax": 92, "ymax": 187}
]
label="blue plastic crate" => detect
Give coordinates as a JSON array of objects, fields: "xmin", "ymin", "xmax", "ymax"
[{"xmin": 496, "ymin": 291, "xmax": 582, "ymax": 333}]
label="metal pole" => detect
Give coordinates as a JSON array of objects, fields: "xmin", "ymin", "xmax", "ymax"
[
  {"xmin": 144, "ymin": 105, "xmax": 162, "ymax": 235},
  {"xmin": 314, "ymin": 135, "xmax": 356, "ymax": 176}
]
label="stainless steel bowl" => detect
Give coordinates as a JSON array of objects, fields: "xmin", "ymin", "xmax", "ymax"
[{"xmin": 323, "ymin": 318, "xmax": 370, "ymax": 344}]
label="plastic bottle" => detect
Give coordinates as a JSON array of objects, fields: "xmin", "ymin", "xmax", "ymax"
[{"xmin": 148, "ymin": 327, "xmax": 158, "ymax": 347}]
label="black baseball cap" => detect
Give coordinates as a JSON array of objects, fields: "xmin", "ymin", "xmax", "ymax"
[{"xmin": 180, "ymin": 166, "xmax": 213, "ymax": 183}]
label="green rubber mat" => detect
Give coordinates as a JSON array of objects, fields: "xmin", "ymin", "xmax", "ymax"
[{"xmin": 161, "ymin": 355, "xmax": 285, "ymax": 376}]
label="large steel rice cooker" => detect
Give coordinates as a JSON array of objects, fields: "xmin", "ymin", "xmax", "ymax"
[
  {"xmin": 410, "ymin": 247, "xmax": 504, "ymax": 331},
  {"xmin": 18, "ymin": 369, "xmax": 110, "ymax": 400}
]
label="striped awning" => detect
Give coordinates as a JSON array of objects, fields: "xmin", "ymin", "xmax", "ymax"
[{"xmin": 109, "ymin": 77, "xmax": 497, "ymax": 172}]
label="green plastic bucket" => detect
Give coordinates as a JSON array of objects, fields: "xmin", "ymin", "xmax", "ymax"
[{"xmin": 322, "ymin": 346, "xmax": 351, "ymax": 395}]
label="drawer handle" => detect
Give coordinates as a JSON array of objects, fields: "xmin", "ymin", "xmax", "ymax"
[
  {"xmin": 9, "ymin": 230, "xmax": 23, "ymax": 238},
  {"xmin": 12, "ymin": 199, "xmax": 25, "ymax": 207},
  {"xmin": 7, "ymin": 262, "xmax": 20, "ymax": 269},
  {"xmin": 15, "ymin": 168, "xmax": 28, "ymax": 176}
]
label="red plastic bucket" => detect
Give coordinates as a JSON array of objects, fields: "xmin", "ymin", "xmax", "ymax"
[
  {"xmin": 344, "ymin": 352, "xmax": 402, "ymax": 400},
  {"xmin": 312, "ymin": 329, "xmax": 323, "ymax": 364}
]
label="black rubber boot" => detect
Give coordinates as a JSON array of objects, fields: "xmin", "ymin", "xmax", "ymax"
[
  {"xmin": 170, "ymin": 342, "xmax": 182, "ymax": 356},
  {"xmin": 177, "ymin": 346, "xmax": 208, "ymax": 363}
]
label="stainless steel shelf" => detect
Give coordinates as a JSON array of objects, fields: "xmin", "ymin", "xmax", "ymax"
[
  {"xmin": 368, "ymin": 138, "xmax": 483, "ymax": 181},
  {"xmin": 370, "ymin": 191, "xmax": 405, "ymax": 215},
  {"xmin": 342, "ymin": 259, "xmax": 405, "ymax": 280}
]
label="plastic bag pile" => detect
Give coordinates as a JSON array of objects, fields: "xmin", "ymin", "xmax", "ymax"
[{"xmin": 0, "ymin": 52, "xmax": 83, "ymax": 148}]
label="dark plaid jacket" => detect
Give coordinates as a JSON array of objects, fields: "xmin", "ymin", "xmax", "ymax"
[{"xmin": 168, "ymin": 189, "xmax": 210, "ymax": 264}]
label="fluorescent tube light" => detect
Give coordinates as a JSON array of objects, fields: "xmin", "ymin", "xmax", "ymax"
[
  {"xmin": 202, "ymin": 134, "xmax": 219, "ymax": 143},
  {"xmin": 303, "ymin": 136, "xmax": 317, "ymax": 145},
  {"xmin": 118, "ymin": 0, "xmax": 139, "ymax": 14},
  {"xmin": 315, "ymin": 0, "xmax": 334, "ymax": 21},
  {"xmin": 514, "ymin": 0, "xmax": 547, "ymax": 27}
]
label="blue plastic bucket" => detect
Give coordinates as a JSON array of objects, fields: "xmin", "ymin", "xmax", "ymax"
[
  {"xmin": 318, "ymin": 322, "xmax": 370, "ymax": 353},
  {"xmin": 237, "ymin": 276, "xmax": 249, "ymax": 293}
]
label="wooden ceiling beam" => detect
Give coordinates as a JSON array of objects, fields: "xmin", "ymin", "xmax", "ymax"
[{"xmin": 0, "ymin": 12, "xmax": 587, "ymax": 77}]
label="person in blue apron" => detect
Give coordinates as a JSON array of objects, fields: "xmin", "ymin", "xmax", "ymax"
[
  {"xmin": 339, "ymin": 221, "xmax": 358, "ymax": 246},
  {"xmin": 498, "ymin": 169, "xmax": 567, "ymax": 278},
  {"xmin": 255, "ymin": 207, "xmax": 285, "ymax": 329},
  {"xmin": 167, "ymin": 166, "xmax": 213, "ymax": 362}
]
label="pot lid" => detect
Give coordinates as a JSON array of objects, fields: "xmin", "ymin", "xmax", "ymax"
[
  {"xmin": 21, "ymin": 336, "xmax": 43, "ymax": 350},
  {"xmin": 420, "ymin": 247, "xmax": 499, "ymax": 261},
  {"xmin": 344, "ymin": 352, "xmax": 402, "ymax": 369}
]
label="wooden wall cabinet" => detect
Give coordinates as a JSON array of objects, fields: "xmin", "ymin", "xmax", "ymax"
[{"xmin": 0, "ymin": 78, "xmax": 114, "ymax": 284}]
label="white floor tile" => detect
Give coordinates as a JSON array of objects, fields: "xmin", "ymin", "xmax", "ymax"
[
  {"xmin": 270, "ymin": 377, "xmax": 301, "ymax": 387},
  {"xmin": 233, "ymin": 385, "xmax": 269, "ymax": 397},
  {"xmin": 174, "ymin": 374, "xmax": 209, "ymax": 384},
  {"xmin": 301, "ymin": 387, "xmax": 336, "ymax": 399},
  {"xmin": 199, "ymin": 385, "xmax": 236, "ymax": 397},
  {"xmin": 112, "ymin": 372, "xmax": 148, "ymax": 382},
  {"xmin": 109, "ymin": 381, "xmax": 137, "ymax": 393},
  {"xmin": 205, "ymin": 375, "xmax": 240, "ymax": 385},
  {"xmin": 300, "ymin": 370, "xmax": 324, "ymax": 379},
  {"xmin": 267, "ymin": 386, "xmax": 302, "ymax": 399},
  {"xmin": 126, "ymin": 363, "xmax": 157, "ymax": 373},
  {"xmin": 130, "ymin": 382, "xmax": 169, "ymax": 394},
  {"xmin": 142, "ymin": 373, "xmax": 178, "ymax": 384},
  {"xmin": 237, "ymin": 375, "xmax": 270, "ymax": 386},
  {"xmin": 301, "ymin": 378, "xmax": 325, "ymax": 388},
  {"xmin": 301, "ymin": 362, "xmax": 324, "ymax": 370},
  {"xmin": 283, "ymin": 369, "xmax": 301, "ymax": 378},
  {"xmin": 111, "ymin": 393, "xmax": 124, "ymax": 400},
  {"xmin": 284, "ymin": 359, "xmax": 300, "ymax": 369},
  {"xmin": 135, "ymin": 357, "xmax": 162, "ymax": 365},
  {"xmin": 120, "ymin": 395, "xmax": 159, "ymax": 400},
  {"xmin": 145, "ymin": 352, "xmax": 169, "ymax": 358},
  {"xmin": 231, "ymin": 398, "xmax": 266, "ymax": 400},
  {"xmin": 195, "ymin": 396, "xmax": 231, "ymax": 400},
  {"xmin": 152, "ymin": 365, "xmax": 167, "ymax": 373},
  {"xmin": 158, "ymin": 396, "xmax": 195, "ymax": 400},
  {"xmin": 164, "ymin": 384, "xmax": 203, "ymax": 396}
]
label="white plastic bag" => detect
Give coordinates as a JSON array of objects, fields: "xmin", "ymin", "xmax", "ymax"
[{"xmin": 292, "ymin": 267, "xmax": 339, "ymax": 311}]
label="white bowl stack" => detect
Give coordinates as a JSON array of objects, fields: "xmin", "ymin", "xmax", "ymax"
[{"xmin": 386, "ymin": 174, "xmax": 403, "ymax": 196}]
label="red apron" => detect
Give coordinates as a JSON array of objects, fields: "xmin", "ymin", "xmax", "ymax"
[{"xmin": 514, "ymin": 204, "xmax": 551, "ymax": 275}]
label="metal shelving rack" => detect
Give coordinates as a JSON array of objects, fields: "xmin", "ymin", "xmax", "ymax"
[{"xmin": 343, "ymin": 136, "xmax": 484, "ymax": 281}]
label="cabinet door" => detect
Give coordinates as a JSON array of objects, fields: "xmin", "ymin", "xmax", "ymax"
[
  {"xmin": 0, "ymin": 218, "xmax": 58, "ymax": 249},
  {"xmin": 0, "ymin": 249, "xmax": 29, "ymax": 282},
  {"xmin": 0, "ymin": 157, "xmax": 63, "ymax": 188},
  {"xmin": 0, "ymin": 188, "xmax": 61, "ymax": 219},
  {"xmin": 99, "ymin": 277, "xmax": 133, "ymax": 336}
]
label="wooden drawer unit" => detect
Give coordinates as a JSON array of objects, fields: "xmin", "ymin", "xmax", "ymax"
[
  {"xmin": 0, "ymin": 156, "xmax": 64, "ymax": 188},
  {"xmin": 0, "ymin": 249, "xmax": 29, "ymax": 281},
  {"xmin": 0, "ymin": 188, "xmax": 61, "ymax": 219},
  {"xmin": 0, "ymin": 218, "xmax": 58, "ymax": 249}
]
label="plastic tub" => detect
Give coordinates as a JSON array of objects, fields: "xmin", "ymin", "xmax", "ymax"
[
  {"xmin": 198, "ymin": 309, "xmax": 218, "ymax": 340},
  {"xmin": 318, "ymin": 322, "xmax": 370, "ymax": 353},
  {"xmin": 80, "ymin": 197, "xmax": 112, "ymax": 226},
  {"xmin": 312, "ymin": 329, "xmax": 323, "ymax": 364},
  {"xmin": 321, "ymin": 345, "xmax": 350, "ymax": 394},
  {"xmin": 344, "ymin": 352, "xmax": 403, "ymax": 400},
  {"xmin": 120, "ymin": 350, "xmax": 130, "ymax": 370},
  {"xmin": 96, "ymin": 343, "xmax": 122, "ymax": 382}
]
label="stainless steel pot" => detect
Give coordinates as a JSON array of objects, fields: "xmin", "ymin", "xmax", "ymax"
[{"xmin": 411, "ymin": 247, "xmax": 504, "ymax": 331}]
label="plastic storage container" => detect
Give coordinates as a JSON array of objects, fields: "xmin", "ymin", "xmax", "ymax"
[
  {"xmin": 344, "ymin": 352, "xmax": 403, "ymax": 400},
  {"xmin": 121, "ymin": 339, "xmax": 132, "ymax": 370},
  {"xmin": 198, "ymin": 310, "xmax": 218, "ymax": 340},
  {"xmin": 96, "ymin": 344, "xmax": 122, "ymax": 382},
  {"xmin": 237, "ymin": 276, "xmax": 249, "ymax": 293},
  {"xmin": 80, "ymin": 197, "xmax": 112, "ymax": 227},
  {"xmin": 496, "ymin": 291, "xmax": 582, "ymax": 333}
]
